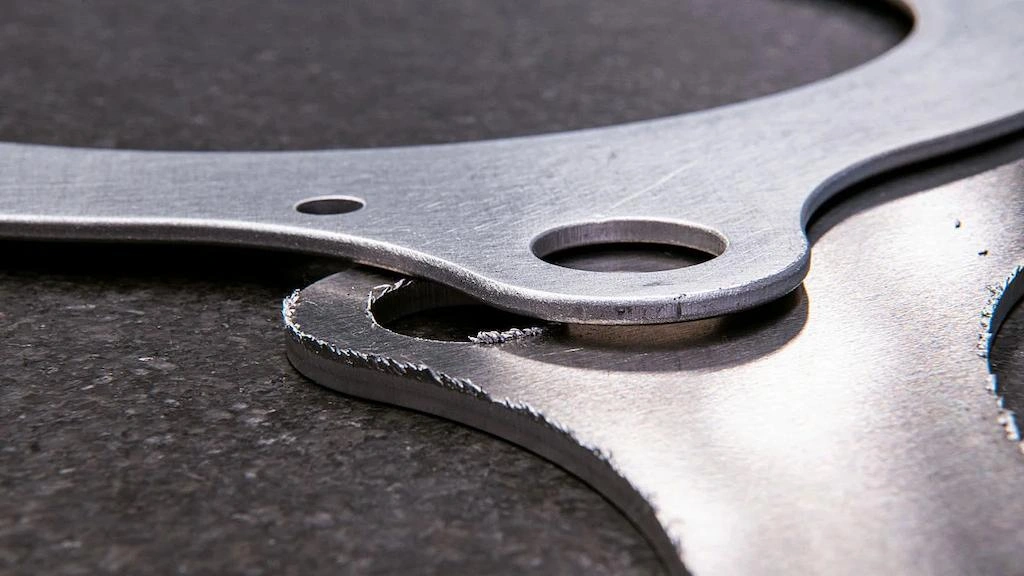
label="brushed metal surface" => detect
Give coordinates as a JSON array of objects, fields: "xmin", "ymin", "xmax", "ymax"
[
  {"xmin": 283, "ymin": 136, "xmax": 1024, "ymax": 574},
  {"xmin": 1, "ymin": 0, "xmax": 1023, "ymax": 323}
]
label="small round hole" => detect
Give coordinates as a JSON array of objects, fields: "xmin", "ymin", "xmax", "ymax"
[
  {"xmin": 532, "ymin": 219, "xmax": 725, "ymax": 273},
  {"xmin": 295, "ymin": 196, "xmax": 364, "ymax": 215}
]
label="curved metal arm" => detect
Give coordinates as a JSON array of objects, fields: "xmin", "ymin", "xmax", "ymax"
[{"xmin": 1, "ymin": 0, "xmax": 1022, "ymax": 323}]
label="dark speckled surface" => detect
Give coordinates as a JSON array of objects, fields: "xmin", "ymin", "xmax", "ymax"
[
  {"xmin": 0, "ymin": 245, "xmax": 666, "ymax": 575},
  {"xmin": 0, "ymin": 0, "xmax": 908, "ymax": 150},
  {"xmin": 6, "ymin": 1, "xmax": 1004, "ymax": 575}
]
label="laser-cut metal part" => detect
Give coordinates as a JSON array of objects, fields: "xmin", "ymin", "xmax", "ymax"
[
  {"xmin": 283, "ymin": 145, "xmax": 1024, "ymax": 575},
  {"xmin": 1, "ymin": 0, "xmax": 1023, "ymax": 323}
]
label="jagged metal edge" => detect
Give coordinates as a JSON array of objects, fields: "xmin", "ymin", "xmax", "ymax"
[
  {"xmin": 365, "ymin": 278, "xmax": 414, "ymax": 322},
  {"xmin": 280, "ymin": 287, "xmax": 682, "ymax": 560},
  {"xmin": 977, "ymin": 264, "xmax": 1024, "ymax": 453},
  {"xmin": 365, "ymin": 277, "xmax": 548, "ymax": 345},
  {"xmin": 469, "ymin": 326, "xmax": 547, "ymax": 344}
]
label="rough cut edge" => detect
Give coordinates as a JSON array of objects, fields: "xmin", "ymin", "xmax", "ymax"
[
  {"xmin": 283, "ymin": 285, "xmax": 607, "ymax": 468},
  {"xmin": 977, "ymin": 265, "xmax": 1024, "ymax": 453},
  {"xmin": 469, "ymin": 326, "xmax": 547, "ymax": 344},
  {"xmin": 364, "ymin": 277, "xmax": 548, "ymax": 345},
  {"xmin": 283, "ymin": 287, "xmax": 487, "ymax": 396},
  {"xmin": 280, "ymin": 286, "xmax": 684, "ymax": 568},
  {"xmin": 365, "ymin": 278, "xmax": 414, "ymax": 322}
]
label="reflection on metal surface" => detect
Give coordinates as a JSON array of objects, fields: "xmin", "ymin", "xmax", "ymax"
[
  {"xmin": 284, "ymin": 136, "xmax": 1024, "ymax": 575},
  {"xmin": 2, "ymin": 0, "xmax": 1024, "ymax": 323}
]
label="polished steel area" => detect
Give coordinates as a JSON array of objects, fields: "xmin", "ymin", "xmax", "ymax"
[
  {"xmin": 1, "ymin": 0, "xmax": 1022, "ymax": 323},
  {"xmin": 284, "ymin": 138, "xmax": 1024, "ymax": 574}
]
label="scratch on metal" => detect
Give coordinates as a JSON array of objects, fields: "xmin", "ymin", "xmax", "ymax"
[{"xmin": 605, "ymin": 163, "xmax": 690, "ymax": 211}]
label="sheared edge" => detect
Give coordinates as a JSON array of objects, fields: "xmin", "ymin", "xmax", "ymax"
[
  {"xmin": 977, "ymin": 265, "xmax": 1024, "ymax": 453},
  {"xmin": 281, "ymin": 286, "xmax": 682, "ymax": 564}
]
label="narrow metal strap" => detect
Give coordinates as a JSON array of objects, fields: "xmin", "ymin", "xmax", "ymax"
[{"xmin": 2, "ymin": 0, "xmax": 1022, "ymax": 323}]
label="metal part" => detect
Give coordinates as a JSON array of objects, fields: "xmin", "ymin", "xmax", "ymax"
[
  {"xmin": 283, "ymin": 138, "xmax": 1024, "ymax": 574},
  {"xmin": 1, "ymin": 0, "xmax": 1023, "ymax": 323}
]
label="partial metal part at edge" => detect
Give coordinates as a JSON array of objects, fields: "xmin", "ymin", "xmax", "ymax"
[{"xmin": 2, "ymin": 0, "xmax": 1024, "ymax": 323}]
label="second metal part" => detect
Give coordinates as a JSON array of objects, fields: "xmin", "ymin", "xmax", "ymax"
[{"xmin": 283, "ymin": 142, "xmax": 1024, "ymax": 575}]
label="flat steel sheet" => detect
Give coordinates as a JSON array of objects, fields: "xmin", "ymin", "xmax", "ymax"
[{"xmin": 2, "ymin": 0, "xmax": 1023, "ymax": 323}]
